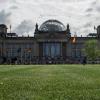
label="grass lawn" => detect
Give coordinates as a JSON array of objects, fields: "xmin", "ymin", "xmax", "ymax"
[{"xmin": 0, "ymin": 64, "xmax": 100, "ymax": 100}]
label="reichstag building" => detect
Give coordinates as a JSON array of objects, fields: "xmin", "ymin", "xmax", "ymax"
[{"xmin": 0, "ymin": 19, "xmax": 100, "ymax": 64}]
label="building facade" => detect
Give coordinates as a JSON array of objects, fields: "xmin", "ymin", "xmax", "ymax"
[{"xmin": 0, "ymin": 19, "xmax": 100, "ymax": 64}]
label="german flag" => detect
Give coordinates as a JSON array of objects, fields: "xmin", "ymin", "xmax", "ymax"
[
  {"xmin": 72, "ymin": 34, "xmax": 77, "ymax": 44},
  {"xmin": 27, "ymin": 48, "xmax": 32, "ymax": 53}
]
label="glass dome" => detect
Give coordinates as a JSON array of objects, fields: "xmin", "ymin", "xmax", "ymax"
[{"xmin": 39, "ymin": 19, "xmax": 66, "ymax": 32}]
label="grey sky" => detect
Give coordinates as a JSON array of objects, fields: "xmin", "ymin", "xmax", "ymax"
[{"xmin": 0, "ymin": 0, "xmax": 99, "ymax": 36}]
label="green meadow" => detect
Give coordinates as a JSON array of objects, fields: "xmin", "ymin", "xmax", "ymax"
[{"xmin": 0, "ymin": 65, "xmax": 100, "ymax": 100}]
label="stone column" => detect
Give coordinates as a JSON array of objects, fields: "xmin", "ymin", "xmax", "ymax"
[
  {"xmin": 39, "ymin": 42, "xmax": 43, "ymax": 57},
  {"xmin": 34, "ymin": 41, "xmax": 39, "ymax": 57},
  {"xmin": 62, "ymin": 42, "xmax": 66, "ymax": 58}
]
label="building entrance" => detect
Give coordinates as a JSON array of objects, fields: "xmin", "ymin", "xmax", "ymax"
[{"xmin": 43, "ymin": 43, "xmax": 61, "ymax": 58}]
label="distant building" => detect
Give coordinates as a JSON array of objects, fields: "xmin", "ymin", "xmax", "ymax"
[{"xmin": 0, "ymin": 19, "xmax": 99, "ymax": 64}]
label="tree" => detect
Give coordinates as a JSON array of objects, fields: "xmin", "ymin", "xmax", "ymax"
[{"xmin": 84, "ymin": 40, "xmax": 100, "ymax": 62}]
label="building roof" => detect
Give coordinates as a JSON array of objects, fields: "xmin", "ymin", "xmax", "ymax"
[
  {"xmin": 0, "ymin": 24, "xmax": 7, "ymax": 28},
  {"xmin": 39, "ymin": 19, "xmax": 66, "ymax": 32},
  {"xmin": 7, "ymin": 33, "xmax": 18, "ymax": 37}
]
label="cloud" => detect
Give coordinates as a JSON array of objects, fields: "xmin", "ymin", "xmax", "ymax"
[
  {"xmin": 83, "ymin": 22, "xmax": 92, "ymax": 28},
  {"xmin": 0, "ymin": 10, "xmax": 11, "ymax": 24},
  {"xmin": 96, "ymin": 6, "xmax": 100, "ymax": 12},
  {"xmin": 0, "ymin": 0, "xmax": 99, "ymax": 36},
  {"xmin": 86, "ymin": 8, "xmax": 93, "ymax": 12},
  {"xmin": 10, "ymin": 6, "xmax": 18, "ymax": 10},
  {"xmin": 14, "ymin": 20, "xmax": 35, "ymax": 36},
  {"xmin": 0, "ymin": 0, "xmax": 7, "ymax": 3}
]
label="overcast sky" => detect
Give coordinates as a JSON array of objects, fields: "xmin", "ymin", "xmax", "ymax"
[{"xmin": 0, "ymin": 0, "xmax": 100, "ymax": 36}]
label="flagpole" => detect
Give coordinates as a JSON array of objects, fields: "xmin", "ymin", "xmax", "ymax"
[{"xmin": 10, "ymin": 25, "xmax": 12, "ymax": 33}]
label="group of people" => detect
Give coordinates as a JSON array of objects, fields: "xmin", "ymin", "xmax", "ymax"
[{"xmin": 0, "ymin": 56, "xmax": 87, "ymax": 65}]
